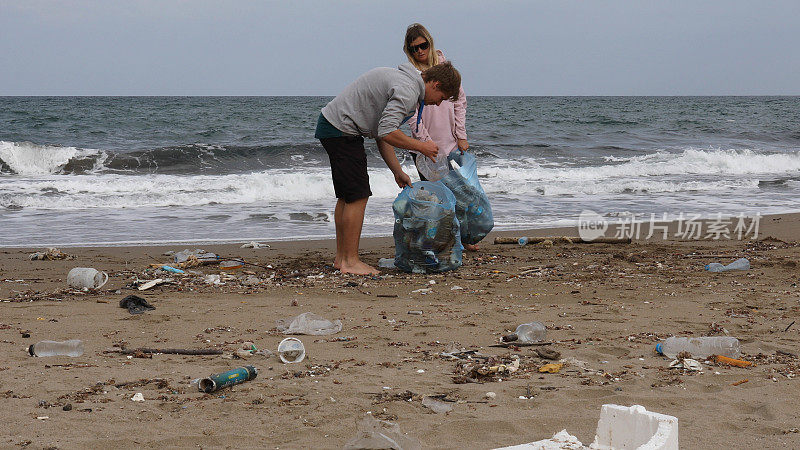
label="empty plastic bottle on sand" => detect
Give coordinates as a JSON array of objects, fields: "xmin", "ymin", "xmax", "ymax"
[
  {"xmin": 705, "ymin": 257, "xmax": 750, "ymax": 272},
  {"xmin": 28, "ymin": 339, "xmax": 84, "ymax": 357},
  {"xmin": 656, "ymin": 336, "xmax": 740, "ymax": 359},
  {"xmin": 518, "ymin": 237, "xmax": 529, "ymax": 246},
  {"xmin": 503, "ymin": 322, "xmax": 547, "ymax": 343}
]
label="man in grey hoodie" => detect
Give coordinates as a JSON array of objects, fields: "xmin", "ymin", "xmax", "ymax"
[{"xmin": 315, "ymin": 61, "xmax": 461, "ymax": 275}]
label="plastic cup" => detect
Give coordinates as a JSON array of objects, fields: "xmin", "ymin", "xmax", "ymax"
[
  {"xmin": 67, "ymin": 267, "xmax": 109, "ymax": 289},
  {"xmin": 277, "ymin": 337, "xmax": 305, "ymax": 364}
]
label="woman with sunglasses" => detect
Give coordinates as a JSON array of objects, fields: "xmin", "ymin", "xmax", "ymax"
[
  {"xmin": 404, "ymin": 23, "xmax": 477, "ymax": 250},
  {"xmin": 404, "ymin": 23, "xmax": 469, "ymax": 163}
]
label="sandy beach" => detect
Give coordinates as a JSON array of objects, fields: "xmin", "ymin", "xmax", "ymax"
[{"xmin": 2, "ymin": 213, "xmax": 799, "ymax": 449}]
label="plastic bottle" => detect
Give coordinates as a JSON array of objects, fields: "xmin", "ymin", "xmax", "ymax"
[
  {"xmin": 423, "ymin": 250, "xmax": 439, "ymax": 268},
  {"xmin": 655, "ymin": 336, "xmax": 740, "ymax": 359},
  {"xmin": 518, "ymin": 237, "xmax": 529, "ymax": 246},
  {"xmin": 503, "ymin": 322, "xmax": 547, "ymax": 343},
  {"xmin": 705, "ymin": 257, "xmax": 750, "ymax": 272},
  {"xmin": 28, "ymin": 339, "xmax": 84, "ymax": 357}
]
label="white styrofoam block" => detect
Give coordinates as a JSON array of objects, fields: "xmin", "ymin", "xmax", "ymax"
[
  {"xmin": 589, "ymin": 404, "xmax": 678, "ymax": 450},
  {"xmin": 493, "ymin": 404, "xmax": 679, "ymax": 450},
  {"xmin": 494, "ymin": 430, "xmax": 585, "ymax": 450}
]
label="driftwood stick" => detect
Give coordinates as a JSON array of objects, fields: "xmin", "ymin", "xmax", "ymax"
[
  {"xmin": 107, "ymin": 347, "xmax": 223, "ymax": 355},
  {"xmin": 494, "ymin": 236, "xmax": 631, "ymax": 245},
  {"xmin": 489, "ymin": 342, "xmax": 553, "ymax": 348},
  {"xmin": 115, "ymin": 378, "xmax": 168, "ymax": 388}
]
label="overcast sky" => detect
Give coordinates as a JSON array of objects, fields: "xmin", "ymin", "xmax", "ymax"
[{"xmin": 1, "ymin": 0, "xmax": 798, "ymax": 96}]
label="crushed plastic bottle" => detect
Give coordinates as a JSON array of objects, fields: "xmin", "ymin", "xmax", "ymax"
[
  {"xmin": 518, "ymin": 237, "xmax": 529, "ymax": 246},
  {"xmin": 28, "ymin": 339, "xmax": 84, "ymax": 357},
  {"xmin": 173, "ymin": 249, "xmax": 218, "ymax": 265},
  {"xmin": 705, "ymin": 257, "xmax": 750, "ymax": 272},
  {"xmin": 378, "ymin": 258, "xmax": 396, "ymax": 269},
  {"xmin": 503, "ymin": 322, "xmax": 547, "ymax": 343},
  {"xmin": 656, "ymin": 336, "xmax": 740, "ymax": 359}
]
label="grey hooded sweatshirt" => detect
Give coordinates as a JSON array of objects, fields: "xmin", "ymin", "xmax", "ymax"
[{"xmin": 321, "ymin": 63, "xmax": 424, "ymax": 139}]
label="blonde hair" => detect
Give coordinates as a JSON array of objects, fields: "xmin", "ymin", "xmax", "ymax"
[{"xmin": 403, "ymin": 23, "xmax": 439, "ymax": 71}]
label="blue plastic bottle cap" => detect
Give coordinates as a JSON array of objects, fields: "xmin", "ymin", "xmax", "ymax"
[
  {"xmin": 704, "ymin": 264, "xmax": 710, "ymax": 271},
  {"xmin": 655, "ymin": 343, "xmax": 663, "ymax": 354}
]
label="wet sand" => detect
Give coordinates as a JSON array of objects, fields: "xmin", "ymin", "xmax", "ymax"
[{"xmin": 1, "ymin": 213, "xmax": 799, "ymax": 448}]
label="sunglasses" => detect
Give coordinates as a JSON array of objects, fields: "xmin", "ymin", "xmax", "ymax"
[{"xmin": 408, "ymin": 41, "xmax": 430, "ymax": 53}]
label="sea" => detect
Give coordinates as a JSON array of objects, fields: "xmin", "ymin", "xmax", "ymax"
[{"xmin": 1, "ymin": 96, "xmax": 798, "ymax": 247}]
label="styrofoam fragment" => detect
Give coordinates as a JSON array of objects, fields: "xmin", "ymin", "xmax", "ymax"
[
  {"xmin": 590, "ymin": 404, "xmax": 678, "ymax": 450},
  {"xmin": 494, "ymin": 430, "xmax": 584, "ymax": 450},
  {"xmin": 492, "ymin": 404, "xmax": 678, "ymax": 450}
]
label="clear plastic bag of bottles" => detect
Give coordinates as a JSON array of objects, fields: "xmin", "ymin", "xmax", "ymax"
[
  {"xmin": 440, "ymin": 152, "xmax": 494, "ymax": 245},
  {"xmin": 392, "ymin": 181, "xmax": 462, "ymax": 273}
]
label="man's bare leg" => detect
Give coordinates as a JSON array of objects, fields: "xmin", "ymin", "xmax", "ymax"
[
  {"xmin": 338, "ymin": 197, "xmax": 378, "ymax": 275},
  {"xmin": 333, "ymin": 199, "xmax": 344, "ymax": 269}
]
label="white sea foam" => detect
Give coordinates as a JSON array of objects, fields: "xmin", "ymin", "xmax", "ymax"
[
  {"xmin": 483, "ymin": 148, "xmax": 800, "ymax": 183},
  {"xmin": 498, "ymin": 178, "xmax": 761, "ymax": 196},
  {"xmin": 0, "ymin": 141, "xmax": 104, "ymax": 175},
  {"xmin": 1, "ymin": 147, "xmax": 798, "ymax": 212},
  {"xmin": 0, "ymin": 166, "xmax": 414, "ymax": 210}
]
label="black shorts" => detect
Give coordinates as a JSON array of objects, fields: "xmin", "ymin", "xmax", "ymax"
[{"xmin": 320, "ymin": 135, "xmax": 372, "ymax": 203}]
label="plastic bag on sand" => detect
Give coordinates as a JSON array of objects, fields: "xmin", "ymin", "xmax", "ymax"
[
  {"xmin": 392, "ymin": 181, "xmax": 462, "ymax": 273},
  {"xmin": 276, "ymin": 312, "xmax": 342, "ymax": 336},
  {"xmin": 343, "ymin": 415, "xmax": 421, "ymax": 450},
  {"xmin": 440, "ymin": 151, "xmax": 494, "ymax": 245}
]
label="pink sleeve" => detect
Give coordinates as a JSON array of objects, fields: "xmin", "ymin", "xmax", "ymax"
[{"xmin": 453, "ymin": 85, "xmax": 467, "ymax": 140}]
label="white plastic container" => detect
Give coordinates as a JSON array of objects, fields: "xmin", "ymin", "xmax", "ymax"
[
  {"xmin": 493, "ymin": 404, "xmax": 678, "ymax": 450},
  {"xmin": 67, "ymin": 267, "xmax": 108, "ymax": 289},
  {"xmin": 591, "ymin": 404, "xmax": 679, "ymax": 450},
  {"xmin": 277, "ymin": 337, "xmax": 305, "ymax": 363}
]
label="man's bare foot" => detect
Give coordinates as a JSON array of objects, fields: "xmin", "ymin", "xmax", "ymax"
[
  {"xmin": 464, "ymin": 243, "xmax": 479, "ymax": 252},
  {"xmin": 333, "ymin": 258, "xmax": 341, "ymax": 270},
  {"xmin": 340, "ymin": 260, "xmax": 379, "ymax": 275}
]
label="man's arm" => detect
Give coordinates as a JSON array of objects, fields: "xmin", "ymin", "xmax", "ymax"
[
  {"xmin": 380, "ymin": 130, "xmax": 439, "ymax": 161},
  {"xmin": 377, "ymin": 138, "xmax": 412, "ymax": 188}
]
